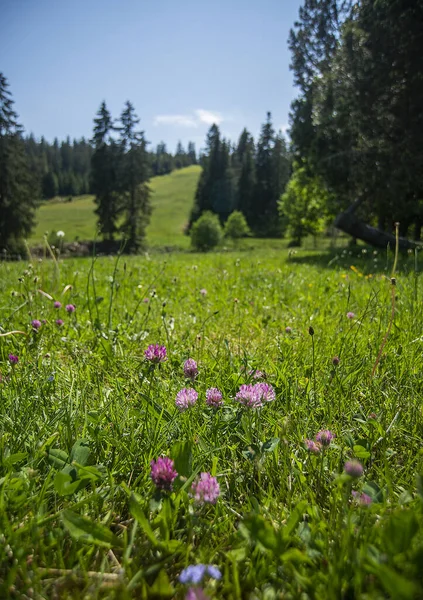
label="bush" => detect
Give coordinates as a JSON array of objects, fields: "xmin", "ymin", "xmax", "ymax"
[
  {"xmin": 224, "ymin": 211, "xmax": 250, "ymax": 241},
  {"xmin": 190, "ymin": 212, "xmax": 223, "ymax": 251}
]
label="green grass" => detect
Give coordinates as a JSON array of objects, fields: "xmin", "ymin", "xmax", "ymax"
[
  {"xmin": 1, "ymin": 246, "xmax": 423, "ymax": 598},
  {"xmin": 30, "ymin": 165, "xmax": 202, "ymax": 248}
]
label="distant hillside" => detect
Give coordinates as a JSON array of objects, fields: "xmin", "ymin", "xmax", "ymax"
[{"xmin": 29, "ymin": 165, "xmax": 202, "ymax": 249}]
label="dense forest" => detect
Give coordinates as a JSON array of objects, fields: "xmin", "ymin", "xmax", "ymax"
[
  {"xmin": 21, "ymin": 134, "xmax": 197, "ymax": 201},
  {"xmin": 286, "ymin": 0, "xmax": 423, "ymax": 245},
  {"xmin": 189, "ymin": 114, "xmax": 291, "ymax": 238}
]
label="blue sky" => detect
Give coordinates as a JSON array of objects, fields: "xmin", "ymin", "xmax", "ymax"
[{"xmin": 2, "ymin": 0, "xmax": 302, "ymax": 152}]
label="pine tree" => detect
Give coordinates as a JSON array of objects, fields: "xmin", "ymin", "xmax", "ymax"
[
  {"xmin": 90, "ymin": 101, "xmax": 120, "ymax": 241},
  {"xmin": 118, "ymin": 101, "xmax": 152, "ymax": 252},
  {"xmin": 236, "ymin": 130, "xmax": 256, "ymax": 226},
  {"xmin": 0, "ymin": 73, "xmax": 37, "ymax": 251},
  {"xmin": 253, "ymin": 112, "xmax": 281, "ymax": 236},
  {"xmin": 187, "ymin": 141, "xmax": 197, "ymax": 165},
  {"xmin": 189, "ymin": 124, "xmax": 236, "ymax": 226}
]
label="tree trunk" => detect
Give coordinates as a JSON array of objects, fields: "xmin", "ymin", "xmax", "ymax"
[{"xmin": 334, "ymin": 198, "xmax": 422, "ymax": 250}]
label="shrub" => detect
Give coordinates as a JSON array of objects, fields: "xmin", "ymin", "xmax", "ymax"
[
  {"xmin": 190, "ymin": 212, "xmax": 223, "ymax": 251},
  {"xmin": 224, "ymin": 211, "xmax": 250, "ymax": 241}
]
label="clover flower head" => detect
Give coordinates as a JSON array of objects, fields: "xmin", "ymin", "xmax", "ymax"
[
  {"xmin": 8, "ymin": 354, "xmax": 19, "ymax": 365},
  {"xmin": 305, "ymin": 439, "xmax": 321, "ymax": 454},
  {"xmin": 53, "ymin": 301, "xmax": 62, "ymax": 309},
  {"xmin": 150, "ymin": 456, "xmax": 178, "ymax": 491},
  {"xmin": 352, "ymin": 491, "xmax": 372, "ymax": 506},
  {"xmin": 344, "ymin": 460, "xmax": 364, "ymax": 478},
  {"xmin": 176, "ymin": 387, "xmax": 198, "ymax": 411},
  {"xmin": 144, "ymin": 344, "xmax": 167, "ymax": 363},
  {"xmin": 191, "ymin": 473, "xmax": 220, "ymax": 504},
  {"xmin": 31, "ymin": 319, "xmax": 41, "ymax": 330},
  {"xmin": 206, "ymin": 387, "xmax": 223, "ymax": 408},
  {"xmin": 315, "ymin": 429, "xmax": 335, "ymax": 447},
  {"xmin": 184, "ymin": 358, "xmax": 198, "ymax": 379},
  {"xmin": 66, "ymin": 304, "xmax": 76, "ymax": 313}
]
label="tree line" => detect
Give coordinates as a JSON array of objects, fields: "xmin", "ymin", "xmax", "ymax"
[
  {"xmin": 190, "ymin": 113, "xmax": 291, "ymax": 238},
  {"xmin": 0, "ymin": 73, "xmax": 198, "ymax": 252},
  {"xmin": 286, "ymin": 0, "xmax": 423, "ymax": 245}
]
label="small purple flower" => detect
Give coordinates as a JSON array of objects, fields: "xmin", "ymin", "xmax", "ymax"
[
  {"xmin": 144, "ymin": 344, "xmax": 167, "ymax": 363},
  {"xmin": 8, "ymin": 354, "xmax": 19, "ymax": 365},
  {"xmin": 184, "ymin": 358, "xmax": 198, "ymax": 379},
  {"xmin": 315, "ymin": 430, "xmax": 335, "ymax": 447},
  {"xmin": 344, "ymin": 460, "xmax": 364, "ymax": 478},
  {"xmin": 176, "ymin": 388, "xmax": 198, "ymax": 411},
  {"xmin": 254, "ymin": 382, "xmax": 275, "ymax": 403},
  {"xmin": 66, "ymin": 304, "xmax": 75, "ymax": 313},
  {"xmin": 31, "ymin": 319, "xmax": 41, "ymax": 330},
  {"xmin": 143, "ymin": 297, "xmax": 149, "ymax": 303},
  {"xmin": 53, "ymin": 301, "xmax": 61, "ymax": 309},
  {"xmin": 352, "ymin": 491, "xmax": 372, "ymax": 506},
  {"xmin": 248, "ymin": 369, "xmax": 265, "ymax": 380},
  {"xmin": 191, "ymin": 473, "xmax": 220, "ymax": 504},
  {"xmin": 200, "ymin": 288, "xmax": 207, "ymax": 296},
  {"xmin": 56, "ymin": 319, "xmax": 64, "ymax": 327},
  {"xmin": 347, "ymin": 311, "xmax": 355, "ymax": 319},
  {"xmin": 285, "ymin": 326, "xmax": 292, "ymax": 334},
  {"xmin": 236, "ymin": 384, "xmax": 262, "ymax": 408},
  {"xmin": 206, "ymin": 387, "xmax": 223, "ymax": 408},
  {"xmin": 186, "ymin": 588, "xmax": 210, "ymax": 600},
  {"xmin": 180, "ymin": 564, "xmax": 221, "ymax": 585},
  {"xmin": 305, "ymin": 439, "xmax": 321, "ymax": 454},
  {"xmin": 150, "ymin": 456, "xmax": 178, "ymax": 491}
]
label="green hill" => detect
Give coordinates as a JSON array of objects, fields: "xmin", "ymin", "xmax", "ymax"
[{"xmin": 29, "ymin": 165, "xmax": 202, "ymax": 249}]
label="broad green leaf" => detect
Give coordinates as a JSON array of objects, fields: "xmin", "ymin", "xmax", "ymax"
[
  {"xmin": 171, "ymin": 441, "xmax": 192, "ymax": 478},
  {"xmin": 47, "ymin": 448, "xmax": 69, "ymax": 469},
  {"xmin": 61, "ymin": 509, "xmax": 122, "ymax": 548},
  {"xmin": 54, "ymin": 471, "xmax": 81, "ymax": 496},
  {"xmin": 262, "ymin": 437, "xmax": 280, "ymax": 453},
  {"xmin": 70, "ymin": 439, "xmax": 93, "ymax": 467},
  {"xmin": 3, "ymin": 452, "xmax": 27, "ymax": 468},
  {"xmin": 353, "ymin": 445, "xmax": 371, "ymax": 459}
]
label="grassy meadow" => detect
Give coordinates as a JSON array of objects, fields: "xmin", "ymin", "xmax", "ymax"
[
  {"xmin": 1, "ymin": 245, "xmax": 423, "ymax": 599},
  {"xmin": 30, "ymin": 166, "xmax": 202, "ymax": 249}
]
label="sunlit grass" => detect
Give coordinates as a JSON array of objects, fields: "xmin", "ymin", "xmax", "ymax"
[{"xmin": 1, "ymin": 247, "xmax": 423, "ymax": 598}]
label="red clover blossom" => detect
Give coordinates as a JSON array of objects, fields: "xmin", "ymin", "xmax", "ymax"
[
  {"xmin": 315, "ymin": 429, "xmax": 335, "ymax": 447},
  {"xmin": 184, "ymin": 358, "xmax": 198, "ymax": 379},
  {"xmin": 144, "ymin": 344, "xmax": 167, "ymax": 363},
  {"xmin": 191, "ymin": 472, "xmax": 220, "ymax": 504},
  {"xmin": 175, "ymin": 388, "xmax": 198, "ymax": 411},
  {"xmin": 206, "ymin": 387, "xmax": 223, "ymax": 408},
  {"xmin": 150, "ymin": 456, "xmax": 178, "ymax": 491}
]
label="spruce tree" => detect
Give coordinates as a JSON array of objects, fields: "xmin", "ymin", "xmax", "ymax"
[
  {"xmin": 90, "ymin": 101, "xmax": 120, "ymax": 241},
  {"xmin": 253, "ymin": 112, "xmax": 280, "ymax": 236},
  {"xmin": 0, "ymin": 73, "xmax": 37, "ymax": 251},
  {"xmin": 235, "ymin": 129, "xmax": 256, "ymax": 226},
  {"xmin": 118, "ymin": 101, "xmax": 152, "ymax": 252}
]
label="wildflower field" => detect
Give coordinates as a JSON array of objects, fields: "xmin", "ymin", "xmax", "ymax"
[{"xmin": 1, "ymin": 248, "xmax": 423, "ymax": 599}]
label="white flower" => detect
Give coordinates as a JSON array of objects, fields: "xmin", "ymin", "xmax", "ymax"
[{"xmin": 56, "ymin": 230, "xmax": 65, "ymax": 238}]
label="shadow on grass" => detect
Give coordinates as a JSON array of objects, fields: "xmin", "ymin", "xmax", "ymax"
[{"xmin": 287, "ymin": 247, "xmax": 420, "ymax": 274}]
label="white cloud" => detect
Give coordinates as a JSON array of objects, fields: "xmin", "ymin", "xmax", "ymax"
[
  {"xmin": 153, "ymin": 114, "xmax": 198, "ymax": 127},
  {"xmin": 153, "ymin": 109, "xmax": 224, "ymax": 128},
  {"xmin": 195, "ymin": 109, "xmax": 223, "ymax": 126}
]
